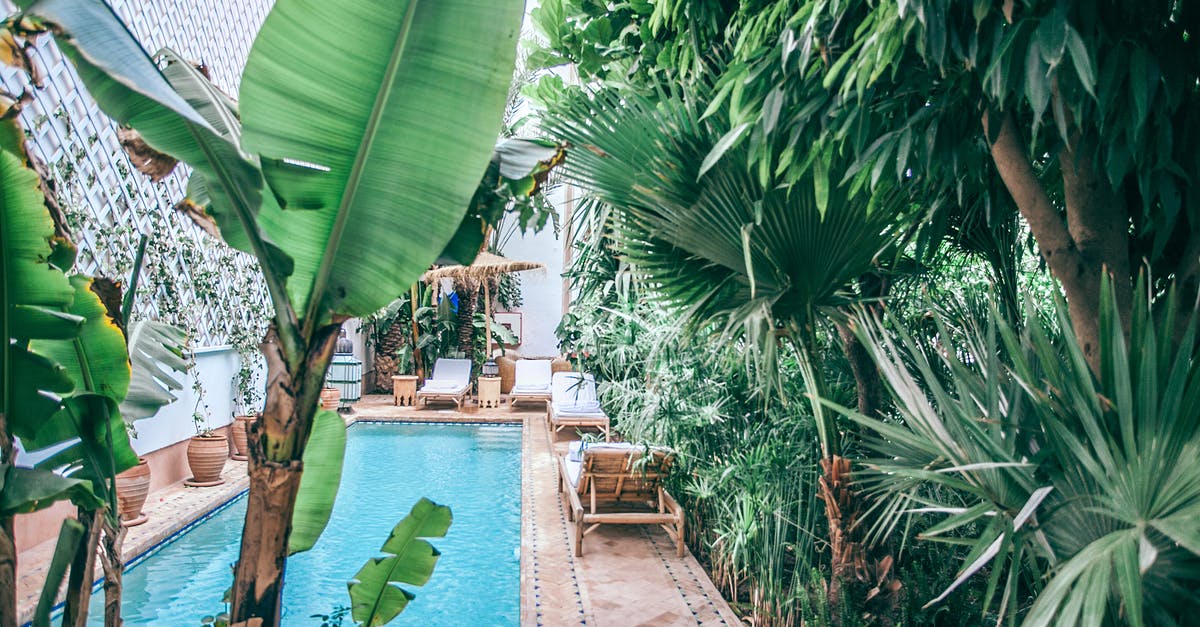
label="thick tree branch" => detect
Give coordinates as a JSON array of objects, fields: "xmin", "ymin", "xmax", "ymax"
[
  {"xmin": 984, "ymin": 111, "xmax": 1082, "ymax": 276},
  {"xmin": 983, "ymin": 110, "xmax": 1114, "ymax": 371}
]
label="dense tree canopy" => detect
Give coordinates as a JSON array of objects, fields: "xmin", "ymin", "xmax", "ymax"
[{"xmin": 530, "ymin": 0, "xmax": 1200, "ymax": 370}]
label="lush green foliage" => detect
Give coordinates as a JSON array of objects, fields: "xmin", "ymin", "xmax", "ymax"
[{"xmin": 833, "ymin": 282, "xmax": 1200, "ymax": 625}]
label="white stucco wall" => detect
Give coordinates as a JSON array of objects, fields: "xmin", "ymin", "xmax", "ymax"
[
  {"xmin": 498, "ymin": 184, "xmax": 572, "ymax": 358},
  {"xmin": 128, "ymin": 346, "xmax": 239, "ymax": 455},
  {"xmin": 15, "ymin": 346, "xmax": 241, "ymax": 465}
]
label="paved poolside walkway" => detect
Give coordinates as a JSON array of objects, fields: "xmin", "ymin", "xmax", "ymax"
[
  {"xmin": 15, "ymin": 394, "xmax": 739, "ymax": 626},
  {"xmin": 523, "ymin": 405, "xmax": 739, "ymax": 626}
]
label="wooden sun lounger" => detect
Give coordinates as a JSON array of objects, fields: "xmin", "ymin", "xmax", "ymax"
[
  {"xmin": 548, "ymin": 372, "xmax": 611, "ymax": 440},
  {"xmin": 416, "ymin": 386, "xmax": 470, "ymax": 409},
  {"xmin": 557, "ymin": 444, "xmax": 685, "ymax": 557},
  {"xmin": 548, "ymin": 405, "xmax": 611, "ymax": 441},
  {"xmin": 415, "ymin": 358, "xmax": 471, "ymax": 409}
]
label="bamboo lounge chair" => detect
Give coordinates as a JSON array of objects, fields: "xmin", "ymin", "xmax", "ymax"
[
  {"xmin": 416, "ymin": 358, "xmax": 472, "ymax": 409},
  {"xmin": 557, "ymin": 441, "xmax": 685, "ymax": 557},
  {"xmin": 509, "ymin": 359, "xmax": 553, "ymax": 408},
  {"xmin": 548, "ymin": 372, "xmax": 610, "ymax": 441}
]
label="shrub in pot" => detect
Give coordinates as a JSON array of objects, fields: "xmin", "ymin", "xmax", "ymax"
[{"xmin": 186, "ymin": 402, "xmax": 228, "ymax": 487}]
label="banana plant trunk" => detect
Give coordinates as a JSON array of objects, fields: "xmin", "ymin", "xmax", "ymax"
[
  {"xmin": 62, "ymin": 509, "xmax": 101, "ymax": 627},
  {"xmin": 230, "ymin": 323, "xmax": 341, "ymax": 625},
  {"xmin": 0, "ymin": 424, "xmax": 14, "ymax": 627},
  {"xmin": 0, "ymin": 516, "xmax": 14, "ymax": 627},
  {"xmin": 99, "ymin": 518, "xmax": 126, "ymax": 627}
]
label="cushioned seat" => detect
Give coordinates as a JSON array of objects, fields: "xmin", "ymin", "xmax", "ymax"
[
  {"xmin": 548, "ymin": 372, "xmax": 610, "ymax": 440},
  {"xmin": 509, "ymin": 359, "xmax": 554, "ymax": 409},
  {"xmin": 415, "ymin": 358, "xmax": 472, "ymax": 409}
]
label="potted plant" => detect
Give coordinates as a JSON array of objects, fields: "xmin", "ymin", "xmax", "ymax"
[
  {"xmin": 229, "ymin": 359, "xmax": 262, "ymax": 461},
  {"xmin": 186, "ymin": 393, "xmax": 228, "ymax": 487}
]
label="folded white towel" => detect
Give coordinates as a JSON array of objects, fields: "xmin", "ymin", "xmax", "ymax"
[
  {"xmin": 554, "ymin": 400, "xmax": 603, "ymax": 415},
  {"xmin": 511, "ymin": 383, "xmax": 551, "ymax": 393}
]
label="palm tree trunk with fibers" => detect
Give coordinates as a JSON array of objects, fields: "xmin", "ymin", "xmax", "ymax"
[
  {"xmin": 456, "ymin": 281, "xmax": 478, "ymax": 356},
  {"xmin": 410, "ymin": 284, "xmax": 424, "ymax": 381}
]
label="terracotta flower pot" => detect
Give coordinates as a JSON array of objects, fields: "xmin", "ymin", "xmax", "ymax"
[
  {"xmin": 185, "ymin": 433, "xmax": 228, "ymax": 487},
  {"xmin": 229, "ymin": 415, "xmax": 254, "ymax": 461},
  {"xmin": 319, "ymin": 387, "xmax": 340, "ymax": 411},
  {"xmin": 115, "ymin": 457, "xmax": 151, "ymax": 526}
]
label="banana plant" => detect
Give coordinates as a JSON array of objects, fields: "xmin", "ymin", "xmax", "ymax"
[
  {"xmin": 0, "ymin": 113, "xmax": 187, "ymax": 626},
  {"xmin": 8, "ymin": 1, "xmax": 525, "ymax": 623}
]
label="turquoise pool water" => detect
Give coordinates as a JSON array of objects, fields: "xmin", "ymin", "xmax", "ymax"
[{"xmin": 87, "ymin": 423, "xmax": 521, "ymax": 625}]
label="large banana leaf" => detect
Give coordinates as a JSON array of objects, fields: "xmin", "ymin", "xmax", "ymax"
[
  {"xmin": 30, "ymin": 276, "xmax": 130, "ymax": 405},
  {"xmin": 239, "ymin": 0, "xmax": 524, "ymax": 324},
  {"xmin": 347, "ymin": 497, "xmax": 451, "ymax": 626},
  {"xmin": 120, "ymin": 319, "xmax": 189, "ymax": 422},
  {"xmin": 26, "ymin": 277, "xmax": 139, "ymax": 478},
  {"xmin": 0, "ymin": 464, "xmax": 100, "ymax": 516},
  {"xmin": 288, "ymin": 409, "xmax": 346, "ymax": 555},
  {"xmin": 0, "ymin": 125, "xmax": 77, "ymax": 436}
]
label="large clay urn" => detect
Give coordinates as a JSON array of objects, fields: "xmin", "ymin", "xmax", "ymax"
[
  {"xmin": 185, "ymin": 433, "xmax": 228, "ymax": 487},
  {"xmin": 115, "ymin": 457, "xmax": 151, "ymax": 526},
  {"xmin": 319, "ymin": 386, "xmax": 340, "ymax": 411},
  {"xmin": 229, "ymin": 415, "xmax": 254, "ymax": 461}
]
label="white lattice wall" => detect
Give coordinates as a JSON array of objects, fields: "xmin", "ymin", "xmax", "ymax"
[{"xmin": 1, "ymin": 0, "xmax": 276, "ymax": 347}]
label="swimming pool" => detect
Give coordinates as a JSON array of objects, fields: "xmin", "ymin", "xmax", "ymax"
[{"xmin": 87, "ymin": 422, "xmax": 522, "ymax": 625}]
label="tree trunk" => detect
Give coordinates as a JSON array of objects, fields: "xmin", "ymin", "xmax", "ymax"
[
  {"xmin": 0, "ymin": 416, "xmax": 15, "ymax": 627},
  {"xmin": 229, "ymin": 323, "xmax": 341, "ymax": 626},
  {"xmin": 456, "ymin": 282, "xmax": 477, "ymax": 356},
  {"xmin": 836, "ymin": 274, "xmax": 888, "ymax": 418},
  {"xmin": 985, "ymin": 111, "xmax": 1130, "ymax": 373},
  {"xmin": 0, "ymin": 515, "xmax": 15, "ymax": 627},
  {"xmin": 62, "ymin": 509, "xmax": 101, "ymax": 627},
  {"xmin": 99, "ymin": 517, "xmax": 126, "ymax": 627},
  {"xmin": 819, "ymin": 455, "xmax": 858, "ymax": 622}
]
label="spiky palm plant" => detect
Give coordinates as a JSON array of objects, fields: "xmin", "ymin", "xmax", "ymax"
[
  {"xmin": 545, "ymin": 84, "xmax": 912, "ymax": 605},
  {"xmin": 830, "ymin": 280, "xmax": 1200, "ymax": 625}
]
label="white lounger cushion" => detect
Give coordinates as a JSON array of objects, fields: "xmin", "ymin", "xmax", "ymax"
[
  {"xmin": 552, "ymin": 372, "xmax": 597, "ymax": 402},
  {"xmin": 420, "ymin": 358, "xmax": 471, "ymax": 393},
  {"xmin": 421, "ymin": 380, "xmax": 466, "ymax": 392},
  {"xmin": 514, "ymin": 360, "xmax": 553, "ymax": 390},
  {"xmin": 511, "ymin": 383, "xmax": 551, "ymax": 394}
]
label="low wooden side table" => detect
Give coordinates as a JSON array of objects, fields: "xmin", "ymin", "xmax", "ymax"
[
  {"xmin": 392, "ymin": 375, "xmax": 418, "ymax": 406},
  {"xmin": 477, "ymin": 376, "xmax": 501, "ymax": 409}
]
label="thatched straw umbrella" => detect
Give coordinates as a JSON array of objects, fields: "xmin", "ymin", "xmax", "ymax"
[{"xmin": 422, "ymin": 252, "xmax": 545, "ymax": 357}]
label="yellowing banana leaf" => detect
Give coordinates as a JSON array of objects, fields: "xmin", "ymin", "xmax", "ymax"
[{"xmin": 30, "ymin": 276, "xmax": 130, "ymax": 405}]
